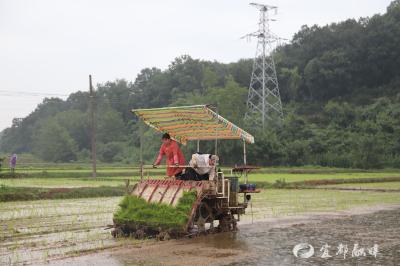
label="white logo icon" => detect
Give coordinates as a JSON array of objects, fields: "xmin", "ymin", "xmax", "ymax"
[{"xmin": 293, "ymin": 243, "xmax": 315, "ymax": 259}]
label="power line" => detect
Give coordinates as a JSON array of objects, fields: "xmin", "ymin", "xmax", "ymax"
[{"xmin": 0, "ymin": 90, "xmax": 69, "ymax": 97}]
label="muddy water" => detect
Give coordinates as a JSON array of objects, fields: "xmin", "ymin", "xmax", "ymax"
[{"xmin": 52, "ymin": 206, "xmax": 400, "ymax": 266}]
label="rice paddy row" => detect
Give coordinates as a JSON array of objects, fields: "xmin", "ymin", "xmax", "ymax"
[
  {"xmin": 1, "ymin": 188, "xmax": 400, "ymax": 265},
  {"xmin": 2, "ymin": 169, "xmax": 400, "ymax": 188},
  {"xmin": 0, "ymin": 167, "xmax": 399, "ymax": 204}
]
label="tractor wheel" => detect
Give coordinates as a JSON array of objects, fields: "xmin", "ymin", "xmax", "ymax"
[
  {"xmin": 193, "ymin": 201, "xmax": 214, "ymax": 233},
  {"xmin": 218, "ymin": 213, "xmax": 237, "ymax": 232}
]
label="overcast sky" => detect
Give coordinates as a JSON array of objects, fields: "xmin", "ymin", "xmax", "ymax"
[{"xmin": 0, "ymin": 0, "xmax": 393, "ymax": 131}]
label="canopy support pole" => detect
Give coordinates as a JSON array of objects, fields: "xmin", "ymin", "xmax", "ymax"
[
  {"xmin": 89, "ymin": 75, "xmax": 97, "ymax": 179},
  {"xmin": 243, "ymin": 140, "xmax": 248, "ymax": 184},
  {"xmin": 139, "ymin": 120, "xmax": 144, "ymax": 181},
  {"xmin": 214, "ymin": 106, "xmax": 218, "ymax": 156}
]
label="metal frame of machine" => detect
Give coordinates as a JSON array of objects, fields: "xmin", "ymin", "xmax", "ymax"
[{"xmin": 130, "ymin": 105, "xmax": 257, "ymax": 235}]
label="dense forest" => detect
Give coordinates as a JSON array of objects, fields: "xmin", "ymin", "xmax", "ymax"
[{"xmin": 1, "ymin": 1, "xmax": 400, "ymax": 169}]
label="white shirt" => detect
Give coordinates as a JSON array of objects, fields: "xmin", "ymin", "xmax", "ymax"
[{"xmin": 189, "ymin": 154, "xmax": 216, "ymax": 180}]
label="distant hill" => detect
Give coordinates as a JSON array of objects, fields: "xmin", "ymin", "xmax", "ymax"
[{"xmin": 1, "ymin": 1, "xmax": 399, "ymax": 168}]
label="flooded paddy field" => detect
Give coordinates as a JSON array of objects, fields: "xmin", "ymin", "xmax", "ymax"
[
  {"xmin": 54, "ymin": 206, "xmax": 400, "ymax": 266},
  {"xmin": 0, "ymin": 197, "xmax": 129, "ymax": 265},
  {"xmin": 317, "ymin": 181, "xmax": 400, "ymax": 190},
  {"xmin": 1, "ymin": 189, "xmax": 399, "ymax": 265}
]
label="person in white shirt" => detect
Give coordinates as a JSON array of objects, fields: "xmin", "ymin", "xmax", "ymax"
[{"xmin": 188, "ymin": 153, "xmax": 219, "ymax": 180}]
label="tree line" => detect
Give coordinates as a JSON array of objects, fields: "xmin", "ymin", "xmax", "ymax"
[{"xmin": 1, "ymin": 1, "xmax": 399, "ymax": 169}]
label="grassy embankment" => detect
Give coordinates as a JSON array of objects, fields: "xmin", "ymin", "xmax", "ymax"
[
  {"xmin": 0, "ymin": 185, "xmax": 125, "ymax": 202},
  {"xmin": 0, "ymin": 167, "xmax": 151, "ymax": 201},
  {"xmin": 1, "ymin": 166, "xmax": 400, "ymax": 202}
]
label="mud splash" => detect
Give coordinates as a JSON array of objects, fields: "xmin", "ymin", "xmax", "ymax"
[{"xmin": 51, "ymin": 205, "xmax": 400, "ymax": 266}]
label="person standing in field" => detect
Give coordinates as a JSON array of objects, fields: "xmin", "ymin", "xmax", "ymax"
[
  {"xmin": 153, "ymin": 133, "xmax": 185, "ymax": 178},
  {"xmin": 10, "ymin": 154, "xmax": 17, "ymax": 173},
  {"xmin": 0, "ymin": 157, "xmax": 4, "ymax": 172}
]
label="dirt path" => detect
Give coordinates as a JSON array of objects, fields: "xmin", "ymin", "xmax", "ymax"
[{"xmin": 50, "ymin": 204, "xmax": 400, "ymax": 266}]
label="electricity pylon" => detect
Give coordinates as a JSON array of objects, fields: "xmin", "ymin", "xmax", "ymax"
[{"xmin": 244, "ymin": 3, "xmax": 283, "ymax": 128}]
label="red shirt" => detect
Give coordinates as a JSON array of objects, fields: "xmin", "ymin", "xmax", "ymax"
[{"xmin": 155, "ymin": 140, "xmax": 185, "ymax": 177}]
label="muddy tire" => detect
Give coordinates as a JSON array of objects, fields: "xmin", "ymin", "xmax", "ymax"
[
  {"xmin": 218, "ymin": 213, "xmax": 237, "ymax": 232},
  {"xmin": 193, "ymin": 201, "xmax": 214, "ymax": 233}
]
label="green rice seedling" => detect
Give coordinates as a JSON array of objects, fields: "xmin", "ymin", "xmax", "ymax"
[{"xmin": 113, "ymin": 191, "xmax": 197, "ymax": 232}]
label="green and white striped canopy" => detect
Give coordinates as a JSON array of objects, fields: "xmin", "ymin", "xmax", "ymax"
[{"xmin": 132, "ymin": 105, "xmax": 254, "ymax": 145}]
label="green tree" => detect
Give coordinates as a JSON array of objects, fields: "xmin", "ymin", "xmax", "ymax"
[
  {"xmin": 54, "ymin": 110, "xmax": 90, "ymax": 150},
  {"xmin": 97, "ymin": 109, "xmax": 127, "ymax": 143},
  {"xmin": 99, "ymin": 142, "xmax": 125, "ymax": 162},
  {"xmin": 33, "ymin": 119, "xmax": 77, "ymax": 162},
  {"xmin": 304, "ymin": 50, "xmax": 352, "ymax": 100}
]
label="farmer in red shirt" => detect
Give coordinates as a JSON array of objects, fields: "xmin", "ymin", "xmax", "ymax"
[{"xmin": 153, "ymin": 133, "xmax": 186, "ymax": 178}]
